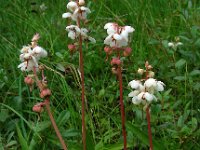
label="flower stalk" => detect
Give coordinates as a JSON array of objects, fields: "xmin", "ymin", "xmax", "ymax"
[
  {"xmin": 18, "ymin": 34, "xmax": 67, "ymax": 150},
  {"xmin": 117, "ymin": 64, "xmax": 127, "ymax": 150},
  {"xmin": 128, "ymin": 61, "xmax": 165, "ymax": 150},
  {"xmin": 62, "ymin": 0, "xmax": 96, "ymax": 149},
  {"xmin": 103, "ymin": 23, "xmax": 134, "ymax": 149}
]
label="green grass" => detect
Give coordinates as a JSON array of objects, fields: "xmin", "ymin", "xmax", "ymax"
[{"xmin": 0, "ymin": 0, "xmax": 200, "ymax": 149}]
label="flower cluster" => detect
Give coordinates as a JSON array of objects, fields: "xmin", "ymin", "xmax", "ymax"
[
  {"xmin": 128, "ymin": 78, "xmax": 165, "ymax": 105},
  {"xmin": 168, "ymin": 37, "xmax": 183, "ymax": 50},
  {"xmin": 18, "ymin": 33, "xmax": 47, "ymax": 72},
  {"xmin": 63, "ymin": 0, "xmax": 95, "ymax": 53},
  {"xmin": 128, "ymin": 62, "xmax": 165, "ymax": 106},
  {"xmin": 104, "ymin": 23, "xmax": 135, "ymax": 48},
  {"xmin": 103, "ymin": 23, "xmax": 134, "ymax": 74},
  {"xmin": 62, "ymin": 0, "xmax": 90, "ymax": 21}
]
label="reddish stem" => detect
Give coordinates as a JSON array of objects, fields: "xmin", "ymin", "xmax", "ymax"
[
  {"xmin": 146, "ymin": 106, "xmax": 153, "ymax": 150},
  {"xmin": 44, "ymin": 99, "xmax": 68, "ymax": 150},
  {"xmin": 76, "ymin": 3, "xmax": 86, "ymax": 150},
  {"xmin": 117, "ymin": 66, "xmax": 127, "ymax": 150}
]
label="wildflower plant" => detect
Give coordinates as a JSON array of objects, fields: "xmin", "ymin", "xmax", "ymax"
[
  {"xmin": 104, "ymin": 23, "xmax": 135, "ymax": 150},
  {"xmin": 18, "ymin": 33, "xmax": 67, "ymax": 150},
  {"xmin": 62, "ymin": 0, "xmax": 95, "ymax": 149},
  {"xmin": 128, "ymin": 61, "xmax": 165, "ymax": 150}
]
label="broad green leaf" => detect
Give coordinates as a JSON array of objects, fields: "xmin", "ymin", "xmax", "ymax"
[
  {"xmin": 177, "ymin": 116, "xmax": 184, "ymax": 128},
  {"xmin": 189, "ymin": 70, "xmax": 200, "ymax": 76},
  {"xmin": 126, "ymin": 123, "xmax": 163, "ymax": 150},
  {"xmin": 191, "ymin": 118, "xmax": 198, "ymax": 131},
  {"xmin": 175, "ymin": 59, "xmax": 186, "ymax": 68},
  {"xmin": 174, "ymin": 76, "xmax": 185, "ymax": 81}
]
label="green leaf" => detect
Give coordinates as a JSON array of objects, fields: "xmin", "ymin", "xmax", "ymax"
[
  {"xmin": 126, "ymin": 123, "xmax": 163, "ymax": 150},
  {"xmin": 56, "ymin": 110, "xmax": 70, "ymax": 126},
  {"xmin": 174, "ymin": 76, "xmax": 185, "ymax": 81},
  {"xmin": 189, "ymin": 70, "xmax": 200, "ymax": 76},
  {"xmin": 86, "ymin": 131, "xmax": 95, "ymax": 150},
  {"xmin": 177, "ymin": 116, "xmax": 184, "ymax": 128},
  {"xmin": 175, "ymin": 59, "xmax": 186, "ymax": 68},
  {"xmin": 16, "ymin": 125, "xmax": 29, "ymax": 150},
  {"xmin": 191, "ymin": 117, "xmax": 198, "ymax": 131}
]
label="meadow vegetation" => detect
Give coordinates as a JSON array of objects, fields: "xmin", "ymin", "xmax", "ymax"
[{"xmin": 0, "ymin": 0, "xmax": 200, "ymax": 149}]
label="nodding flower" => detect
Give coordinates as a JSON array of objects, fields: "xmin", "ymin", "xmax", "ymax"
[{"xmin": 104, "ymin": 23, "xmax": 134, "ymax": 48}]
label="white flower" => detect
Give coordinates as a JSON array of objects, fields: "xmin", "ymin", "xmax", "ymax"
[
  {"xmin": 18, "ymin": 45, "xmax": 47, "ymax": 72},
  {"xmin": 62, "ymin": 12, "xmax": 72, "ymax": 19},
  {"xmin": 168, "ymin": 41, "xmax": 183, "ymax": 49},
  {"xmin": 128, "ymin": 80, "xmax": 141, "ymax": 89},
  {"xmin": 128, "ymin": 77, "xmax": 165, "ymax": 105},
  {"xmin": 66, "ymin": 25, "xmax": 81, "ymax": 39},
  {"xmin": 104, "ymin": 23, "xmax": 134, "ymax": 48},
  {"xmin": 144, "ymin": 78, "xmax": 157, "ymax": 89},
  {"xmin": 156, "ymin": 81, "xmax": 165, "ymax": 91},
  {"xmin": 67, "ymin": 1, "xmax": 78, "ymax": 12},
  {"xmin": 66, "ymin": 26, "xmax": 96, "ymax": 43}
]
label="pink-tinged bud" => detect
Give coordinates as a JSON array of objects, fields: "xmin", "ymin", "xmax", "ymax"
[
  {"xmin": 40, "ymin": 88, "xmax": 51, "ymax": 98},
  {"xmin": 111, "ymin": 67, "xmax": 118, "ymax": 74},
  {"xmin": 123, "ymin": 47, "xmax": 132, "ymax": 56},
  {"xmin": 24, "ymin": 76, "xmax": 34, "ymax": 85},
  {"xmin": 104, "ymin": 46, "xmax": 112, "ymax": 54},
  {"xmin": 79, "ymin": 0, "xmax": 85, "ymax": 5},
  {"xmin": 110, "ymin": 57, "xmax": 121, "ymax": 66},
  {"xmin": 68, "ymin": 44, "xmax": 76, "ymax": 51},
  {"xmin": 32, "ymin": 103, "xmax": 43, "ymax": 113}
]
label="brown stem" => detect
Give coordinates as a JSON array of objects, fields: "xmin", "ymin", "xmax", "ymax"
[
  {"xmin": 146, "ymin": 106, "xmax": 153, "ymax": 150},
  {"xmin": 44, "ymin": 99, "xmax": 68, "ymax": 150},
  {"xmin": 117, "ymin": 66, "xmax": 127, "ymax": 150},
  {"xmin": 76, "ymin": 3, "xmax": 87, "ymax": 150}
]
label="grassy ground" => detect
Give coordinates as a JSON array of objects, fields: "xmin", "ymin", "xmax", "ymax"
[{"xmin": 0, "ymin": 0, "xmax": 200, "ymax": 149}]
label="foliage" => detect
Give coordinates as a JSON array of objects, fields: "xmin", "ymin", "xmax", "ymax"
[{"xmin": 0, "ymin": 0, "xmax": 200, "ymax": 149}]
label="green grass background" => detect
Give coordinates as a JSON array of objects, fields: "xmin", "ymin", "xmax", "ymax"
[{"xmin": 0, "ymin": 0, "xmax": 200, "ymax": 149}]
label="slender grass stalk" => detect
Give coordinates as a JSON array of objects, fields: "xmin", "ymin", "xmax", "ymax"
[
  {"xmin": 44, "ymin": 99, "xmax": 67, "ymax": 150},
  {"xmin": 76, "ymin": 2, "xmax": 86, "ymax": 149},
  {"xmin": 117, "ymin": 65, "xmax": 127, "ymax": 150}
]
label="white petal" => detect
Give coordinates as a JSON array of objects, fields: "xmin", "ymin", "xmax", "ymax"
[
  {"xmin": 144, "ymin": 78, "xmax": 157, "ymax": 88},
  {"xmin": 128, "ymin": 80, "xmax": 141, "ymax": 89},
  {"xmin": 137, "ymin": 92, "xmax": 145, "ymax": 100},
  {"xmin": 124, "ymin": 26, "xmax": 135, "ymax": 33},
  {"xmin": 62, "ymin": 12, "xmax": 72, "ymax": 18},
  {"xmin": 68, "ymin": 31, "xmax": 76, "ymax": 40},
  {"xmin": 67, "ymin": 1, "xmax": 78, "ymax": 12},
  {"xmin": 144, "ymin": 92, "xmax": 154, "ymax": 102},
  {"xmin": 168, "ymin": 42, "xmax": 174, "ymax": 47},
  {"xmin": 113, "ymin": 34, "xmax": 122, "ymax": 40},
  {"xmin": 128, "ymin": 90, "xmax": 140, "ymax": 97},
  {"xmin": 156, "ymin": 81, "xmax": 165, "ymax": 91},
  {"xmin": 80, "ymin": 6, "xmax": 91, "ymax": 13},
  {"xmin": 104, "ymin": 23, "xmax": 114, "ymax": 29},
  {"xmin": 132, "ymin": 96, "xmax": 141, "ymax": 105}
]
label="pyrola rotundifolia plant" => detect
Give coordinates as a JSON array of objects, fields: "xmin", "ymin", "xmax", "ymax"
[
  {"xmin": 18, "ymin": 34, "xmax": 67, "ymax": 150},
  {"xmin": 62, "ymin": 0, "xmax": 95, "ymax": 149},
  {"xmin": 104, "ymin": 23, "xmax": 135, "ymax": 150},
  {"xmin": 128, "ymin": 61, "xmax": 165, "ymax": 150}
]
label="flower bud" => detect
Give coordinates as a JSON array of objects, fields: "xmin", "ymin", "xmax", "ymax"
[
  {"xmin": 110, "ymin": 57, "xmax": 121, "ymax": 66},
  {"xmin": 104, "ymin": 46, "xmax": 112, "ymax": 54},
  {"xmin": 111, "ymin": 67, "xmax": 118, "ymax": 74},
  {"xmin": 148, "ymin": 71, "xmax": 155, "ymax": 78},
  {"xmin": 68, "ymin": 44, "xmax": 76, "ymax": 52},
  {"xmin": 40, "ymin": 88, "xmax": 51, "ymax": 98},
  {"xmin": 24, "ymin": 76, "xmax": 34, "ymax": 85},
  {"xmin": 147, "ymin": 65, "xmax": 153, "ymax": 70},
  {"xmin": 137, "ymin": 68, "xmax": 144, "ymax": 75},
  {"xmin": 32, "ymin": 103, "xmax": 43, "ymax": 113},
  {"xmin": 79, "ymin": 0, "xmax": 85, "ymax": 6},
  {"xmin": 123, "ymin": 47, "xmax": 132, "ymax": 57}
]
